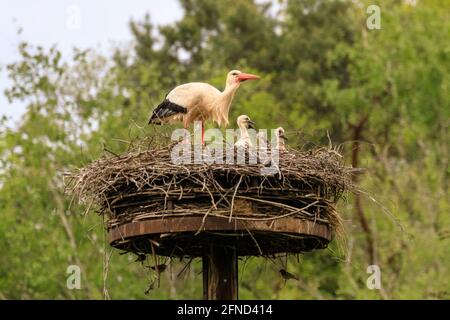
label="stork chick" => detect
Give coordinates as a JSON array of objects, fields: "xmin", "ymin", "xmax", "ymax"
[
  {"xmin": 275, "ymin": 127, "xmax": 288, "ymax": 151},
  {"xmin": 235, "ymin": 115, "xmax": 256, "ymax": 148},
  {"xmin": 149, "ymin": 70, "xmax": 260, "ymax": 144}
]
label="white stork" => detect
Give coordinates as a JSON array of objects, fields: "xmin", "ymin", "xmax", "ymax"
[
  {"xmin": 235, "ymin": 115, "xmax": 256, "ymax": 148},
  {"xmin": 275, "ymin": 127, "xmax": 288, "ymax": 151},
  {"xmin": 256, "ymin": 128, "xmax": 287, "ymax": 150},
  {"xmin": 148, "ymin": 70, "xmax": 260, "ymax": 144}
]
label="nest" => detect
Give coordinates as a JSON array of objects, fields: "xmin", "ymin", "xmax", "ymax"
[{"xmin": 68, "ymin": 143, "xmax": 356, "ymax": 257}]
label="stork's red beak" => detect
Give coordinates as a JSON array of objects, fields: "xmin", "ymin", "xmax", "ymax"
[{"xmin": 238, "ymin": 73, "xmax": 260, "ymax": 82}]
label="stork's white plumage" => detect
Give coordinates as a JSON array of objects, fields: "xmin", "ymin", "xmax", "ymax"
[
  {"xmin": 235, "ymin": 115, "xmax": 255, "ymax": 148},
  {"xmin": 149, "ymin": 70, "xmax": 259, "ymax": 143}
]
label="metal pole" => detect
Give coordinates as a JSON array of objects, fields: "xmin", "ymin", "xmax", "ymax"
[{"xmin": 202, "ymin": 243, "xmax": 238, "ymax": 300}]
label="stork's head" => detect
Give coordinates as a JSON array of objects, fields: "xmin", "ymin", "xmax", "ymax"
[
  {"xmin": 226, "ymin": 70, "xmax": 260, "ymax": 87},
  {"xmin": 275, "ymin": 127, "xmax": 288, "ymax": 141},
  {"xmin": 237, "ymin": 115, "xmax": 256, "ymax": 129}
]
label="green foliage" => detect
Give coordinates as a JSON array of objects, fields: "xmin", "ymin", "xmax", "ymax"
[{"xmin": 1, "ymin": 0, "xmax": 449, "ymax": 299}]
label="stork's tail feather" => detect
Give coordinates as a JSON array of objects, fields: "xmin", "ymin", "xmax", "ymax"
[{"xmin": 148, "ymin": 99, "xmax": 187, "ymax": 124}]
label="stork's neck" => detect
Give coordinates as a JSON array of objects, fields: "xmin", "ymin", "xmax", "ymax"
[
  {"xmin": 220, "ymin": 82, "xmax": 240, "ymax": 104},
  {"xmin": 211, "ymin": 82, "xmax": 240, "ymax": 126},
  {"xmin": 239, "ymin": 124, "xmax": 250, "ymax": 140},
  {"xmin": 277, "ymin": 136, "xmax": 285, "ymax": 150}
]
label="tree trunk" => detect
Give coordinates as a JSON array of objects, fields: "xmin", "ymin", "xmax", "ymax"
[{"xmin": 350, "ymin": 116, "xmax": 376, "ymax": 265}]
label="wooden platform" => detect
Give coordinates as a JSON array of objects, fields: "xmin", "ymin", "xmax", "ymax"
[{"xmin": 108, "ymin": 215, "xmax": 332, "ymax": 257}]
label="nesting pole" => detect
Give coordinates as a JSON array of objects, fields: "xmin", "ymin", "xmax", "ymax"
[{"xmin": 203, "ymin": 244, "xmax": 238, "ymax": 300}]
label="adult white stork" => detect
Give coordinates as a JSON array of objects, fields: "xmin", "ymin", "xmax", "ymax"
[
  {"xmin": 148, "ymin": 70, "xmax": 260, "ymax": 144},
  {"xmin": 235, "ymin": 115, "xmax": 256, "ymax": 148}
]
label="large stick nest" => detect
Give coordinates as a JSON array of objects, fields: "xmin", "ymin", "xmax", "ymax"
[{"xmin": 68, "ymin": 143, "xmax": 357, "ymax": 257}]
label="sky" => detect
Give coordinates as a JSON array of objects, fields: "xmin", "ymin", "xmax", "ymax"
[{"xmin": 0, "ymin": 0, "xmax": 182, "ymax": 127}]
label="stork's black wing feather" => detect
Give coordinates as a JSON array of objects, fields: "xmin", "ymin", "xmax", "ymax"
[{"xmin": 148, "ymin": 99, "xmax": 187, "ymax": 124}]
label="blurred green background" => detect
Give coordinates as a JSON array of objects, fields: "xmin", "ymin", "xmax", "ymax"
[{"xmin": 0, "ymin": 0, "xmax": 449, "ymax": 299}]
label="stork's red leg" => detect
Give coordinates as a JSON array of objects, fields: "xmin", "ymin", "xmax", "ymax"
[{"xmin": 201, "ymin": 121, "xmax": 205, "ymax": 145}]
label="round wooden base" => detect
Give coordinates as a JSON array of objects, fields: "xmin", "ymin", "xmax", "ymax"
[{"xmin": 108, "ymin": 215, "xmax": 332, "ymax": 257}]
